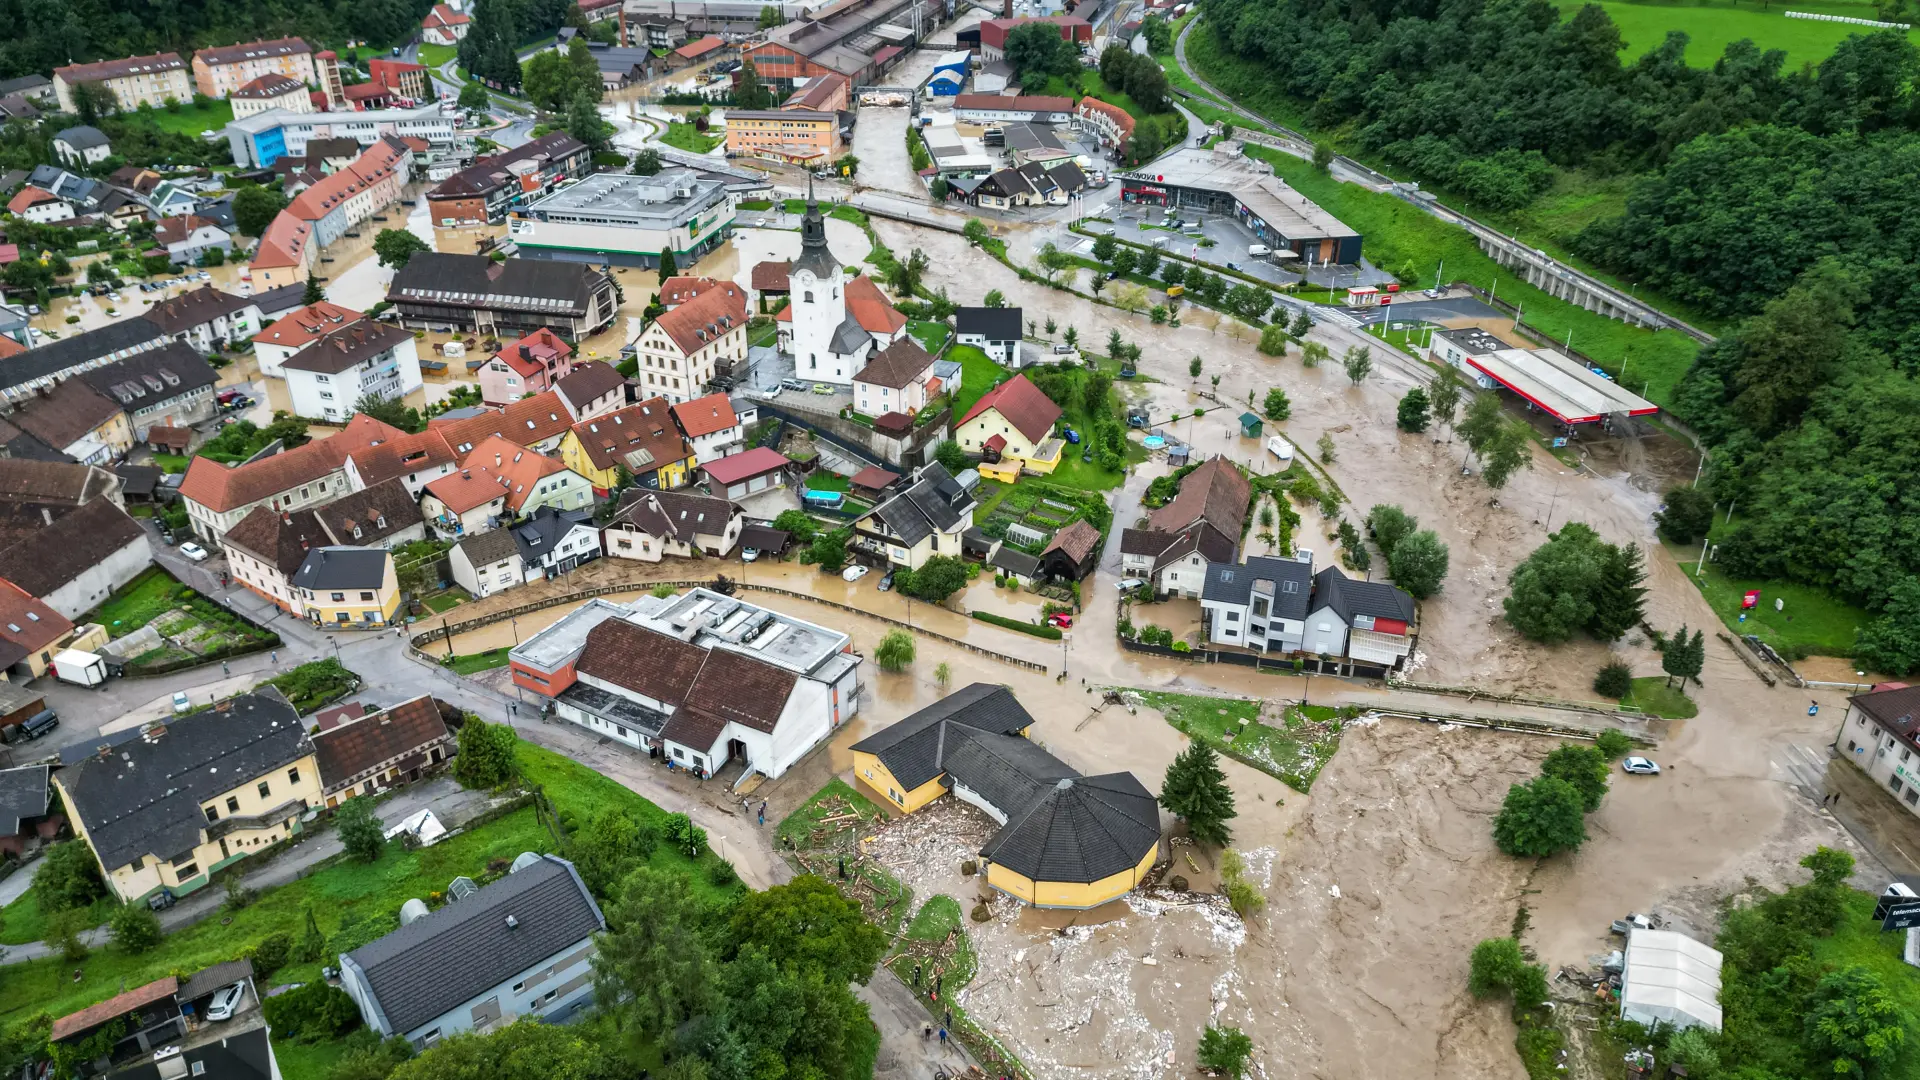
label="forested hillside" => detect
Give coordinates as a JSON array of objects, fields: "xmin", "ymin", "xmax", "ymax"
[
  {"xmin": 1199, "ymin": 0, "xmax": 1920, "ymax": 669},
  {"xmin": 0, "ymin": 0, "xmax": 440, "ymax": 80}
]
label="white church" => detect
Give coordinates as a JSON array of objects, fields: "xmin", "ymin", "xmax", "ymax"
[{"xmin": 776, "ymin": 188, "xmax": 908, "ymax": 385}]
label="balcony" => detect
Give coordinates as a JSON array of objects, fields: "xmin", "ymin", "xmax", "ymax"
[{"xmin": 205, "ymin": 798, "xmax": 307, "ymax": 842}]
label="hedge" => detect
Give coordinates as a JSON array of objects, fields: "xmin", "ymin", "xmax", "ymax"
[{"xmin": 969, "ymin": 611, "xmax": 1062, "ymax": 640}]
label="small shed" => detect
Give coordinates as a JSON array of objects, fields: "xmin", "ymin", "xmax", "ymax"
[
  {"xmin": 1619, "ymin": 929, "xmax": 1723, "ymax": 1033},
  {"xmin": 1238, "ymin": 412, "xmax": 1263, "ymax": 439},
  {"xmin": 739, "ymin": 523, "xmax": 792, "ymax": 556},
  {"xmin": 850, "ymin": 465, "xmax": 901, "ymax": 501},
  {"xmin": 989, "ymin": 545, "xmax": 1040, "ymax": 584},
  {"xmin": 146, "ymin": 425, "xmax": 190, "ymax": 454},
  {"xmin": 1037, "ymin": 519, "xmax": 1100, "ymax": 581}
]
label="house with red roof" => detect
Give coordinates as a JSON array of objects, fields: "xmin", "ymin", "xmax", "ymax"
[
  {"xmin": 632, "ymin": 279, "xmax": 747, "ymax": 405},
  {"xmin": 671, "ymin": 392, "xmax": 744, "ymax": 463},
  {"xmin": 7, "ymin": 186, "xmax": 71, "ymax": 224},
  {"xmin": 422, "ymin": 434, "xmax": 594, "ymax": 538},
  {"xmin": 955, "ymin": 373, "xmax": 1063, "ymax": 480},
  {"xmin": 422, "ymin": 3, "xmax": 472, "ymax": 45},
  {"xmin": 700, "ymin": 447, "xmax": 791, "ymax": 499},
  {"xmin": 479, "ymin": 327, "xmax": 575, "ymax": 406},
  {"xmin": 249, "ymin": 138, "xmax": 412, "ymax": 290},
  {"xmin": 252, "ymin": 301, "xmax": 364, "ymax": 376}
]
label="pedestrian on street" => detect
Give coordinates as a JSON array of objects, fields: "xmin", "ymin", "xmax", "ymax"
[
  {"xmin": 221, "ymin": 661, "xmax": 230, "ymax": 676},
  {"xmin": 944, "ymin": 1008, "xmax": 952, "ymax": 1029},
  {"xmin": 922, "ymin": 1023, "xmax": 932, "ymax": 1041},
  {"xmin": 270, "ymin": 650, "xmax": 278, "ymax": 663},
  {"xmin": 938, "ymin": 1028, "xmax": 947, "ymax": 1046},
  {"xmin": 758, "ymin": 800, "xmax": 767, "ymax": 825}
]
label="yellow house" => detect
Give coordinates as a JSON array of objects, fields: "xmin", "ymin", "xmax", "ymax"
[
  {"xmin": 558, "ymin": 398, "xmax": 696, "ymax": 493},
  {"xmin": 11, "ymin": 379, "xmax": 132, "ymax": 466},
  {"xmin": 956, "ymin": 373, "xmax": 1063, "ymax": 478},
  {"xmin": 290, "ymin": 546, "xmax": 401, "ymax": 628},
  {"xmin": 53, "ymin": 691, "xmax": 323, "ymax": 904},
  {"xmin": 849, "ymin": 683, "xmax": 1162, "ymax": 910}
]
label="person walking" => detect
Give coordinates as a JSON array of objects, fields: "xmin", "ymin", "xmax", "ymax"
[{"xmin": 757, "ymin": 801, "xmax": 767, "ymax": 826}]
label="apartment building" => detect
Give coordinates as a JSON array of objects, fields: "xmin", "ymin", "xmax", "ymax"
[
  {"xmin": 723, "ymin": 109, "xmax": 842, "ymax": 167},
  {"xmin": 630, "ymin": 278, "xmax": 746, "ymax": 403},
  {"xmin": 424, "ymin": 132, "xmax": 591, "ymax": 227},
  {"xmin": 282, "ymin": 321, "xmax": 424, "ymax": 423},
  {"xmin": 53, "ymin": 52, "xmax": 192, "ymax": 113},
  {"xmin": 250, "ymin": 138, "xmax": 412, "ymax": 289},
  {"xmin": 192, "ymin": 38, "xmax": 318, "ymax": 99}
]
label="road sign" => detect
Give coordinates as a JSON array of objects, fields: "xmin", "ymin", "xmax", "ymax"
[{"xmin": 1879, "ymin": 902, "xmax": 1920, "ymax": 931}]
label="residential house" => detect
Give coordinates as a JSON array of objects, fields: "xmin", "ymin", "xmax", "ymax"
[
  {"xmin": 53, "ymin": 52, "xmax": 192, "ymax": 113},
  {"xmin": 431, "ymin": 390, "xmax": 578, "ymax": 456},
  {"xmin": 282, "ymin": 320, "xmax": 424, "ymax": 423},
  {"xmin": 7, "ymin": 186, "xmax": 72, "ymax": 224},
  {"xmin": 557, "ymin": 399, "xmax": 696, "ymax": 493},
  {"xmin": 311, "ymin": 695, "xmax": 453, "ymax": 807},
  {"xmin": 1200, "ymin": 554, "xmax": 1314, "ymax": 653},
  {"xmin": 670, "ymin": 392, "xmax": 744, "ymax": 464},
  {"xmin": 422, "ymin": 435, "xmax": 594, "ymax": 538},
  {"xmin": 955, "ymin": 372, "xmax": 1062, "ymax": 479},
  {"xmin": 601, "ymin": 487, "xmax": 741, "ymax": 562},
  {"xmin": 0, "ymin": 75, "xmax": 53, "ymax": 103},
  {"xmin": 10, "ymin": 379, "xmax": 131, "ymax": 465},
  {"xmin": 750, "ymin": 259, "xmax": 791, "ymax": 308},
  {"xmin": 103, "ymin": 996, "xmax": 279, "ymax": 1080},
  {"xmin": 632, "ymin": 279, "xmax": 748, "ymax": 404},
  {"xmin": 251, "ymin": 138, "xmax": 413, "ymax": 289},
  {"xmin": 48, "ymin": 978, "xmax": 190, "ymax": 1070},
  {"xmin": 193, "ymin": 38, "xmax": 318, "ymax": 99},
  {"xmin": 852, "ymin": 461, "xmax": 975, "ymax": 570},
  {"xmin": 152, "ymin": 214, "xmax": 234, "ymax": 265},
  {"xmin": 700, "ymin": 446, "xmax": 790, "ymax": 499},
  {"xmin": 542, "ymin": 587, "xmax": 861, "ymax": 776},
  {"xmin": 80, "ymin": 343, "xmax": 220, "ymax": 440},
  {"xmin": 955, "ymin": 306, "xmax": 1022, "ymax": 366},
  {"xmin": 54, "ymin": 690, "xmax": 322, "ymax": 904},
  {"xmin": 1302, "ymin": 566, "xmax": 1417, "ymax": 668},
  {"xmin": 1, "ymin": 498, "xmax": 151, "ymax": 619},
  {"xmin": 310, "ymin": 479, "xmax": 426, "ymax": 549},
  {"xmin": 0, "ymin": 578, "xmax": 85, "ymax": 680},
  {"xmin": 479, "ymin": 327, "xmax": 574, "ymax": 406},
  {"xmin": 449, "ymin": 528, "xmax": 524, "ymax": 598},
  {"xmin": 553, "ymin": 361, "xmax": 629, "ymax": 422},
  {"xmin": 53, "ymin": 126, "xmax": 112, "ymax": 168},
  {"xmin": 340, "ymin": 855, "xmax": 604, "ymax": 1048},
  {"xmin": 1145, "ymin": 455, "xmax": 1249, "ymax": 563},
  {"xmin": 231, "ymin": 73, "xmax": 312, "ymax": 118},
  {"xmin": 1037, "ymin": 519, "xmax": 1100, "ymax": 581},
  {"xmin": 142, "ymin": 287, "xmax": 263, "ymax": 352},
  {"xmin": 220, "ymin": 506, "xmax": 329, "ymax": 613},
  {"xmin": 292, "ymin": 546, "xmax": 401, "ymax": 628},
  {"xmin": 852, "ymin": 338, "xmax": 938, "ymax": 419},
  {"xmin": 420, "ymin": 3, "xmax": 473, "ymax": 46},
  {"xmin": 1838, "ymin": 683, "xmax": 1920, "ymax": 820},
  {"xmin": 387, "ymin": 253, "xmax": 618, "ymax": 340},
  {"xmin": 0, "ymin": 765, "xmax": 60, "ymax": 857},
  {"xmin": 142, "ymin": 179, "xmax": 202, "ymax": 218},
  {"xmin": 512, "ymin": 505, "xmax": 602, "ymax": 580},
  {"xmin": 849, "ymin": 683, "xmax": 1160, "ymax": 909},
  {"xmin": 424, "ymin": 133, "xmax": 592, "ymax": 228},
  {"xmin": 252, "ymin": 301, "xmax": 363, "ymax": 376},
  {"xmin": 1117, "ymin": 524, "xmax": 1234, "ymax": 600}
]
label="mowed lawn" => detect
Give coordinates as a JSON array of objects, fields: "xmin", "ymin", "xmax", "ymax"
[
  {"xmin": 1555, "ymin": 0, "xmax": 1920, "ymax": 66},
  {"xmin": 1665, "ymin": 541, "xmax": 1870, "ymax": 659},
  {"xmin": 123, "ymin": 99, "xmax": 233, "ymax": 136}
]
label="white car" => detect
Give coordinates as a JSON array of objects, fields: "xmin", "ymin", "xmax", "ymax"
[
  {"xmin": 1116, "ymin": 577, "xmax": 1147, "ymax": 592},
  {"xmin": 1621, "ymin": 756, "xmax": 1661, "ymax": 776},
  {"xmin": 205, "ymin": 982, "xmax": 246, "ymax": 1021},
  {"xmin": 842, "ymin": 564, "xmax": 869, "ymax": 582},
  {"xmin": 741, "ymin": 547, "xmax": 760, "ymax": 562},
  {"xmin": 179, "ymin": 541, "xmax": 210, "ymax": 561},
  {"xmin": 172, "ymin": 691, "xmax": 192, "ymax": 714}
]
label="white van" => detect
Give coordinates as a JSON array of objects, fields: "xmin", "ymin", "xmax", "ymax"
[{"xmin": 1249, "ymin": 244, "xmax": 1272, "ymax": 257}]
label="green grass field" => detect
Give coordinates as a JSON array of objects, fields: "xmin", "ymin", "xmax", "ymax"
[
  {"xmin": 1668, "ymin": 543, "xmax": 1869, "ymax": 659},
  {"xmin": 123, "ymin": 99, "xmax": 233, "ymax": 137},
  {"xmin": 87, "ymin": 566, "xmax": 184, "ymax": 633},
  {"xmin": 661, "ymin": 121, "xmax": 722, "ymax": 154},
  {"xmin": 1555, "ymin": 0, "xmax": 1920, "ymax": 67},
  {"xmin": 1621, "ymin": 676, "xmax": 1698, "ymax": 719},
  {"xmin": 417, "ymin": 43, "xmax": 459, "ymax": 69},
  {"xmin": 445, "ymin": 647, "xmax": 513, "ymax": 674},
  {"xmin": 908, "ymin": 319, "xmax": 950, "ymax": 352},
  {"xmin": 1136, "ymin": 691, "xmax": 1345, "ymax": 792},
  {"xmin": 948, "ymin": 343, "xmax": 1004, "ymax": 417}
]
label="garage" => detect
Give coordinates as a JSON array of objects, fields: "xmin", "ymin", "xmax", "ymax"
[{"xmin": 700, "ymin": 447, "xmax": 791, "ymax": 501}]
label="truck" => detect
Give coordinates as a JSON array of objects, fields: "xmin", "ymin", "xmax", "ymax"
[{"xmin": 53, "ymin": 649, "xmax": 108, "ymax": 687}]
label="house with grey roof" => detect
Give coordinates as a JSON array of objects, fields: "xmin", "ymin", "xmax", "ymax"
[
  {"xmin": 849, "ymin": 684, "xmax": 1162, "ymax": 909},
  {"xmin": 510, "ymin": 505, "xmax": 600, "ymax": 579},
  {"xmin": 53, "ymin": 126, "xmax": 112, "ymax": 168},
  {"xmin": 340, "ymin": 854, "xmax": 604, "ymax": 1048},
  {"xmin": 1200, "ymin": 553, "xmax": 1315, "ymax": 654},
  {"xmin": 1302, "ymin": 566, "xmax": 1417, "ymax": 668},
  {"xmin": 449, "ymin": 528, "xmax": 525, "ymax": 599},
  {"xmin": 850, "ymin": 461, "xmax": 975, "ymax": 571}
]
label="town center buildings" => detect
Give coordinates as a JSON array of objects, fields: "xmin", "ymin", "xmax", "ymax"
[{"xmin": 509, "ymin": 169, "xmax": 736, "ymax": 269}]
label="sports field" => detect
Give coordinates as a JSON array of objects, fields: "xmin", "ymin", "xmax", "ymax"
[{"xmin": 1556, "ymin": 0, "xmax": 1920, "ymax": 66}]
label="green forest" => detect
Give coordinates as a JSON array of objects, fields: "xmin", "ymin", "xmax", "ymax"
[{"xmin": 1196, "ymin": 0, "xmax": 1920, "ymax": 672}]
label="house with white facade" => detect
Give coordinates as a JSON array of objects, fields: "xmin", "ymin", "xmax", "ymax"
[
  {"xmin": 281, "ymin": 321, "xmax": 423, "ymax": 424},
  {"xmin": 252, "ymin": 302, "xmax": 364, "ymax": 378},
  {"xmin": 630, "ymin": 278, "xmax": 746, "ymax": 404},
  {"xmin": 340, "ymin": 854, "xmax": 604, "ymax": 1049},
  {"xmin": 449, "ymin": 528, "xmax": 525, "ymax": 598},
  {"xmin": 1838, "ymin": 684, "xmax": 1920, "ymax": 820},
  {"xmin": 600, "ymin": 488, "xmax": 742, "ymax": 562},
  {"xmin": 422, "ymin": 435, "xmax": 594, "ymax": 539},
  {"xmin": 955, "ymin": 305, "xmax": 1022, "ymax": 367},
  {"xmin": 852, "ymin": 338, "xmax": 938, "ymax": 419},
  {"xmin": 554, "ymin": 362, "xmax": 629, "ymax": 422},
  {"xmin": 511, "ymin": 506, "xmax": 602, "ymax": 580},
  {"xmin": 1200, "ymin": 554, "xmax": 1313, "ymax": 653},
  {"xmin": 775, "ymin": 191, "xmax": 906, "ymax": 386},
  {"xmin": 152, "ymin": 215, "xmax": 233, "ymax": 266},
  {"xmin": 1118, "ymin": 524, "xmax": 1235, "ymax": 600},
  {"xmin": 142, "ymin": 287, "xmax": 263, "ymax": 353},
  {"xmin": 669, "ymin": 392, "xmax": 744, "ymax": 464},
  {"xmin": 1301, "ymin": 567, "xmax": 1417, "ymax": 668},
  {"xmin": 519, "ymin": 588, "xmax": 860, "ymax": 782},
  {"xmin": 52, "ymin": 126, "xmax": 112, "ymax": 168}
]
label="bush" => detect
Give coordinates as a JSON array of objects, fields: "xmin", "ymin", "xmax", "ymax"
[
  {"xmin": 970, "ymin": 611, "xmax": 1062, "ymax": 639},
  {"xmin": 33, "ymin": 840, "xmax": 106, "ymax": 912},
  {"xmin": 665, "ymin": 812, "xmax": 706, "ymax": 857},
  {"xmin": 262, "ymin": 981, "xmax": 361, "ymax": 1041},
  {"xmin": 337, "ymin": 797, "xmax": 387, "ymax": 862},
  {"xmin": 453, "ymin": 717, "xmax": 517, "ymax": 789},
  {"xmin": 1593, "ymin": 662, "xmax": 1633, "ymax": 699},
  {"xmin": 1594, "ymin": 728, "xmax": 1633, "ymax": 760},
  {"xmin": 109, "ymin": 903, "xmax": 163, "ymax": 953},
  {"xmin": 707, "ymin": 860, "xmax": 738, "ymax": 887},
  {"xmin": 248, "ymin": 930, "xmax": 294, "ymax": 976},
  {"xmin": 1468, "ymin": 937, "xmax": 1527, "ymax": 996}
]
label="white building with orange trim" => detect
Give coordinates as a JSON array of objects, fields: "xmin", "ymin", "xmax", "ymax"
[
  {"xmin": 630, "ymin": 279, "xmax": 746, "ymax": 404},
  {"xmin": 249, "ymin": 138, "xmax": 412, "ymax": 289},
  {"xmin": 192, "ymin": 38, "xmax": 318, "ymax": 100}
]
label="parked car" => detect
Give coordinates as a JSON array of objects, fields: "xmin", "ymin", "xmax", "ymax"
[
  {"xmin": 782, "ymin": 378, "xmax": 810, "ymax": 391},
  {"xmin": 812, "ymin": 383, "xmax": 835, "ymax": 395},
  {"xmin": 172, "ymin": 691, "xmax": 192, "ymax": 714},
  {"xmin": 877, "ymin": 572, "xmax": 894, "ymax": 592},
  {"xmin": 1046, "ymin": 613, "xmax": 1073, "ymax": 629},
  {"xmin": 1117, "ymin": 577, "xmax": 1147, "ymax": 592},
  {"xmin": 1052, "ymin": 343, "xmax": 1075, "ymax": 355},
  {"xmin": 1621, "ymin": 756, "xmax": 1661, "ymax": 775},
  {"xmin": 14, "ymin": 709, "xmax": 58, "ymax": 742},
  {"xmin": 1062, "ymin": 428, "xmax": 1081, "ymax": 444},
  {"xmin": 741, "ymin": 547, "xmax": 760, "ymax": 563},
  {"xmin": 179, "ymin": 541, "xmax": 210, "ymax": 561},
  {"xmin": 206, "ymin": 982, "xmax": 246, "ymax": 1022},
  {"xmin": 841, "ymin": 564, "xmax": 869, "ymax": 582}
]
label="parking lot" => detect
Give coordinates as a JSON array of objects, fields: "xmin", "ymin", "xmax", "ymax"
[{"xmin": 1091, "ymin": 202, "xmax": 1399, "ymax": 291}]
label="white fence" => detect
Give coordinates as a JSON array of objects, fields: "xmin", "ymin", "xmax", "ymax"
[{"xmin": 1786, "ymin": 10, "xmax": 1911, "ymax": 28}]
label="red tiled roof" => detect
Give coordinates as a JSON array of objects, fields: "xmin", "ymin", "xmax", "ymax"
[
  {"xmin": 311, "ymin": 695, "xmax": 450, "ymax": 792},
  {"xmin": 424, "ymin": 3, "xmax": 471, "ymax": 28},
  {"xmin": 701, "ymin": 447, "xmax": 789, "ymax": 485},
  {"xmin": 253, "ymin": 302, "xmax": 363, "ymax": 350},
  {"xmin": 849, "ymin": 465, "xmax": 899, "ymax": 491},
  {"xmin": 493, "ymin": 327, "xmax": 572, "ymax": 378},
  {"xmin": 671, "ymin": 393, "xmax": 737, "ymax": 438},
  {"xmin": 51, "ymin": 977, "xmax": 178, "ymax": 1043},
  {"xmin": 659, "ymin": 275, "xmax": 723, "ymax": 307},
  {"xmin": 7, "ymin": 187, "xmax": 56, "ymax": 215},
  {"xmin": 426, "ymin": 434, "xmax": 568, "ymax": 513},
  {"xmin": 844, "ymin": 276, "xmax": 907, "ymax": 337},
  {"xmin": 652, "ymin": 281, "xmax": 747, "ymax": 357},
  {"xmin": 751, "ymin": 260, "xmax": 791, "ymax": 292},
  {"xmin": 959, "ymin": 373, "xmax": 1061, "ymax": 445},
  {"xmin": 234, "ymin": 73, "xmax": 304, "ymax": 99},
  {"xmin": 53, "ymin": 53, "xmax": 185, "ymax": 84},
  {"xmin": 674, "ymin": 35, "xmax": 725, "ymax": 60},
  {"xmin": 431, "ymin": 390, "xmax": 575, "ymax": 452},
  {"xmin": 177, "ymin": 414, "xmax": 412, "ymax": 513},
  {"xmin": 567, "ymin": 399, "xmax": 689, "ymax": 474}
]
